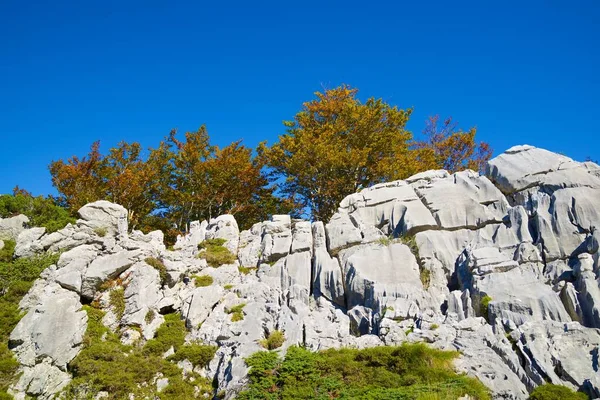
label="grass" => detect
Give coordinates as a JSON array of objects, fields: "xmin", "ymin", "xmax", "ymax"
[
  {"xmin": 225, "ymin": 303, "xmax": 246, "ymax": 322},
  {"xmin": 377, "ymin": 235, "xmax": 395, "ymax": 246},
  {"xmin": 238, "ymin": 266, "xmax": 257, "ymax": 275},
  {"xmin": 0, "ymin": 247, "xmax": 60, "ymax": 397},
  {"xmin": 65, "ymin": 309, "xmax": 214, "ymax": 399},
  {"xmin": 480, "ymin": 295, "xmax": 493, "ymax": 322},
  {"xmin": 430, "ymin": 323, "xmax": 439, "ymax": 330},
  {"xmin": 145, "ymin": 309, "xmax": 155, "ymax": 324},
  {"xmin": 223, "ymin": 284, "xmax": 234, "ymax": 290},
  {"xmin": 94, "ymin": 227, "xmax": 108, "ymax": 237},
  {"xmin": 528, "ymin": 384, "xmax": 587, "ymax": 400},
  {"xmin": 238, "ymin": 343, "xmax": 490, "ymax": 400},
  {"xmin": 192, "ymin": 274, "xmax": 213, "ymax": 287},
  {"xmin": 109, "ymin": 287, "xmax": 126, "ymax": 320},
  {"xmin": 145, "ymin": 257, "xmax": 168, "ymax": 285},
  {"xmin": 197, "ymin": 238, "xmax": 237, "ymax": 267},
  {"xmin": 420, "ymin": 268, "xmax": 431, "ymax": 289},
  {"xmin": 259, "ymin": 330, "xmax": 285, "ymax": 350}
]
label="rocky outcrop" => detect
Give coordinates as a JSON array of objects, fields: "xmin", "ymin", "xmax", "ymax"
[{"xmin": 6, "ymin": 145, "xmax": 600, "ymax": 400}]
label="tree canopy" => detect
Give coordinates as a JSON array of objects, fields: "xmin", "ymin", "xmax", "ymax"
[{"xmin": 45, "ymin": 85, "xmax": 491, "ymax": 241}]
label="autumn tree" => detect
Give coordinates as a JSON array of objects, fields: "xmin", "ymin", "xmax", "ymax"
[
  {"xmin": 258, "ymin": 85, "xmax": 437, "ymax": 221},
  {"xmin": 49, "ymin": 141, "xmax": 163, "ymax": 229},
  {"xmin": 415, "ymin": 115, "xmax": 492, "ymax": 173},
  {"xmin": 152, "ymin": 126, "xmax": 287, "ymax": 231}
]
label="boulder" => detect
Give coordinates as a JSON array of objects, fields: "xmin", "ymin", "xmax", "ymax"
[
  {"xmin": 0, "ymin": 214, "xmax": 29, "ymax": 241},
  {"xmin": 78, "ymin": 200, "xmax": 128, "ymax": 237}
]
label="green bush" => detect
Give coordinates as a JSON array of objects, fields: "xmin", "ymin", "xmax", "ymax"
[
  {"xmin": 259, "ymin": 330, "xmax": 285, "ymax": 350},
  {"xmin": 167, "ymin": 344, "xmax": 217, "ymax": 368},
  {"xmin": 0, "ymin": 193, "xmax": 74, "ymax": 233},
  {"xmin": 198, "ymin": 239, "xmax": 237, "ymax": 267},
  {"xmin": 145, "ymin": 309, "xmax": 155, "ymax": 324},
  {"xmin": 528, "ymin": 384, "xmax": 587, "ymax": 400},
  {"xmin": 143, "ymin": 313, "xmax": 187, "ymax": 356},
  {"xmin": 420, "ymin": 268, "xmax": 431, "ymax": 289},
  {"xmin": 65, "ymin": 310, "xmax": 213, "ymax": 399},
  {"xmin": 192, "ymin": 274, "xmax": 213, "ymax": 287},
  {"xmin": 0, "ymin": 240, "xmax": 15, "ymax": 263},
  {"xmin": 145, "ymin": 257, "xmax": 167, "ymax": 285},
  {"xmin": 239, "ymin": 343, "xmax": 490, "ymax": 399},
  {"xmin": 93, "ymin": 227, "xmax": 108, "ymax": 237}
]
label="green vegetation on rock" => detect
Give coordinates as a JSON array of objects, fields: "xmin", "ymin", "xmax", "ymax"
[
  {"xmin": 480, "ymin": 295, "xmax": 493, "ymax": 322},
  {"xmin": 65, "ymin": 309, "xmax": 215, "ymax": 399},
  {"xmin": 528, "ymin": 384, "xmax": 587, "ymax": 400},
  {"xmin": 0, "ymin": 192, "xmax": 75, "ymax": 234},
  {"xmin": 225, "ymin": 303, "xmax": 246, "ymax": 322},
  {"xmin": 238, "ymin": 343, "xmax": 490, "ymax": 399},
  {"xmin": 192, "ymin": 274, "xmax": 213, "ymax": 287},
  {"xmin": 259, "ymin": 330, "xmax": 285, "ymax": 350},
  {"xmin": 0, "ymin": 246, "xmax": 60, "ymax": 397},
  {"xmin": 145, "ymin": 257, "xmax": 167, "ymax": 285},
  {"xmin": 198, "ymin": 238, "xmax": 237, "ymax": 267}
]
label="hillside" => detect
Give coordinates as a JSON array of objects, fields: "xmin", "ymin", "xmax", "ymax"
[{"xmin": 1, "ymin": 144, "xmax": 599, "ymax": 399}]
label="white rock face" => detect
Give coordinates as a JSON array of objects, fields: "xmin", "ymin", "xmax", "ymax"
[
  {"xmin": 8, "ymin": 145, "xmax": 600, "ymax": 400},
  {"xmin": 0, "ymin": 214, "xmax": 29, "ymax": 241}
]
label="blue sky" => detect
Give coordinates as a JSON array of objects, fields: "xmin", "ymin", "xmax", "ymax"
[{"xmin": 1, "ymin": 1, "xmax": 598, "ymax": 196}]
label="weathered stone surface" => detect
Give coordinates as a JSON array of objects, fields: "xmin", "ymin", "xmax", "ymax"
[
  {"xmin": 78, "ymin": 200, "xmax": 128, "ymax": 237},
  {"xmin": 9, "ymin": 145, "xmax": 600, "ymax": 399},
  {"xmin": 81, "ymin": 250, "xmax": 142, "ymax": 298},
  {"xmin": 14, "ymin": 227, "xmax": 46, "ymax": 258},
  {"xmin": 0, "ymin": 214, "xmax": 29, "ymax": 241},
  {"xmin": 10, "ymin": 285, "xmax": 87, "ymax": 368}
]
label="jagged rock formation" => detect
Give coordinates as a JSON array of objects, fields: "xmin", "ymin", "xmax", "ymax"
[{"xmin": 4, "ymin": 145, "xmax": 600, "ymax": 399}]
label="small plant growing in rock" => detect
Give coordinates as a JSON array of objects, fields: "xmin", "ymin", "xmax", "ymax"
[
  {"xmin": 223, "ymin": 284, "xmax": 234, "ymax": 290},
  {"xmin": 377, "ymin": 235, "xmax": 394, "ymax": 246},
  {"xmin": 94, "ymin": 227, "xmax": 108, "ymax": 237},
  {"xmin": 238, "ymin": 266, "xmax": 257, "ymax": 275},
  {"xmin": 430, "ymin": 323, "xmax": 439, "ymax": 330},
  {"xmin": 225, "ymin": 303, "xmax": 246, "ymax": 322},
  {"xmin": 197, "ymin": 238, "xmax": 237, "ymax": 267},
  {"xmin": 145, "ymin": 257, "xmax": 167, "ymax": 285},
  {"xmin": 193, "ymin": 275, "xmax": 213, "ymax": 287},
  {"xmin": 420, "ymin": 268, "xmax": 431, "ymax": 289},
  {"xmin": 480, "ymin": 295, "xmax": 493, "ymax": 322},
  {"xmin": 109, "ymin": 287, "xmax": 126, "ymax": 320},
  {"xmin": 145, "ymin": 309, "xmax": 155, "ymax": 324},
  {"xmin": 259, "ymin": 330, "xmax": 285, "ymax": 350}
]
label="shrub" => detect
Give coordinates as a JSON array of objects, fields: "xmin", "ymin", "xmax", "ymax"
[
  {"xmin": 528, "ymin": 384, "xmax": 587, "ymax": 400},
  {"xmin": 226, "ymin": 303, "xmax": 246, "ymax": 322},
  {"xmin": 167, "ymin": 344, "xmax": 217, "ymax": 368},
  {"xmin": 0, "ymin": 240, "xmax": 15, "ymax": 263},
  {"xmin": 197, "ymin": 238, "xmax": 236, "ymax": 267},
  {"xmin": 259, "ymin": 330, "xmax": 285, "ymax": 350},
  {"xmin": 192, "ymin": 274, "xmax": 213, "ymax": 287},
  {"xmin": 0, "ymin": 192, "xmax": 74, "ymax": 233},
  {"xmin": 239, "ymin": 343, "xmax": 490, "ymax": 399},
  {"xmin": 109, "ymin": 287, "xmax": 125, "ymax": 320},
  {"xmin": 65, "ymin": 309, "xmax": 213, "ymax": 399},
  {"xmin": 145, "ymin": 257, "xmax": 167, "ymax": 285},
  {"xmin": 143, "ymin": 314, "xmax": 187, "ymax": 356}
]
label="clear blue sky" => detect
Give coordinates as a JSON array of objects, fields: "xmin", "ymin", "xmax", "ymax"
[{"xmin": 1, "ymin": 1, "xmax": 598, "ymax": 196}]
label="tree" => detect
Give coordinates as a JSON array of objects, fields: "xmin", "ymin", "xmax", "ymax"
[
  {"xmin": 152, "ymin": 127, "xmax": 287, "ymax": 231},
  {"xmin": 258, "ymin": 85, "xmax": 437, "ymax": 221},
  {"xmin": 415, "ymin": 115, "xmax": 492, "ymax": 173},
  {"xmin": 49, "ymin": 141, "xmax": 163, "ymax": 229}
]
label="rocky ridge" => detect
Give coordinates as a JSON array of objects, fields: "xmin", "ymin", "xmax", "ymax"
[{"xmin": 3, "ymin": 144, "xmax": 600, "ymax": 399}]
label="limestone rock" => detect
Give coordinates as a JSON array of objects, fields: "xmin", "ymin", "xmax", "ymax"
[
  {"xmin": 0, "ymin": 214, "xmax": 29, "ymax": 241},
  {"xmin": 78, "ymin": 200, "xmax": 128, "ymax": 237}
]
